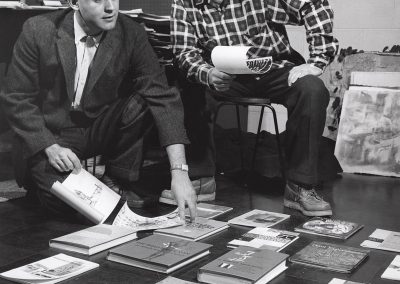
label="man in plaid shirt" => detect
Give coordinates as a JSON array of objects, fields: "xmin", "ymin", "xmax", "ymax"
[{"xmin": 164, "ymin": 0, "xmax": 339, "ymax": 216}]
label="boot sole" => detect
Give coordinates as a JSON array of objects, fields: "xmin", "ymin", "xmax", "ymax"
[
  {"xmin": 159, "ymin": 192, "xmax": 216, "ymax": 205},
  {"xmin": 283, "ymin": 199, "xmax": 332, "ymax": 217}
]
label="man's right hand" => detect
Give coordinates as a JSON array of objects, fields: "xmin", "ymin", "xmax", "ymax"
[
  {"xmin": 44, "ymin": 144, "xmax": 81, "ymax": 174},
  {"xmin": 208, "ymin": 68, "xmax": 236, "ymax": 92}
]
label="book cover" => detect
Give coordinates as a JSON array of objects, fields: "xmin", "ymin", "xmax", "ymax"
[
  {"xmin": 185, "ymin": 203, "xmax": 233, "ymax": 219},
  {"xmin": 228, "ymin": 209, "xmax": 290, "ymax": 228},
  {"xmin": 198, "ymin": 247, "xmax": 288, "ymax": 284},
  {"xmin": 154, "ymin": 217, "xmax": 228, "ymax": 241},
  {"xmin": 156, "ymin": 276, "xmax": 197, "ymax": 284},
  {"xmin": 0, "ymin": 253, "xmax": 98, "ymax": 284},
  {"xmin": 49, "ymin": 224, "xmax": 137, "ymax": 255},
  {"xmin": 289, "ymin": 241, "xmax": 369, "ymax": 273},
  {"xmin": 329, "ymin": 278, "xmax": 367, "ymax": 284},
  {"xmin": 50, "ymin": 169, "xmax": 120, "ymax": 224},
  {"xmin": 295, "ymin": 217, "xmax": 363, "ymax": 239},
  {"xmin": 107, "ymin": 234, "xmax": 212, "ymax": 274},
  {"xmin": 361, "ymin": 228, "xmax": 400, "ymax": 253},
  {"xmin": 381, "ymin": 255, "xmax": 400, "ymax": 281},
  {"xmin": 227, "ymin": 227, "xmax": 299, "ymax": 251}
]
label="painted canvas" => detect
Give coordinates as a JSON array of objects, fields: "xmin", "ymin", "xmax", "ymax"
[{"xmin": 335, "ymin": 87, "xmax": 400, "ymax": 177}]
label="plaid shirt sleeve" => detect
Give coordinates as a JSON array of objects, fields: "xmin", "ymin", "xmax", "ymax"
[
  {"xmin": 269, "ymin": 0, "xmax": 339, "ymax": 70},
  {"xmin": 171, "ymin": 0, "xmax": 213, "ymax": 86}
]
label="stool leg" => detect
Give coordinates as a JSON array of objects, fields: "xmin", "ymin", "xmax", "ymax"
[
  {"xmin": 235, "ymin": 105, "xmax": 244, "ymax": 171},
  {"xmin": 266, "ymin": 105, "xmax": 286, "ymax": 180},
  {"xmin": 92, "ymin": 156, "xmax": 96, "ymax": 176},
  {"xmin": 251, "ymin": 106, "xmax": 265, "ymax": 171}
]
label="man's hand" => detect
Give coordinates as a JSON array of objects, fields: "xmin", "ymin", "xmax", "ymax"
[
  {"xmin": 44, "ymin": 144, "xmax": 81, "ymax": 174},
  {"xmin": 288, "ymin": 64, "xmax": 322, "ymax": 86},
  {"xmin": 208, "ymin": 68, "xmax": 236, "ymax": 92},
  {"xmin": 171, "ymin": 170, "xmax": 197, "ymax": 222}
]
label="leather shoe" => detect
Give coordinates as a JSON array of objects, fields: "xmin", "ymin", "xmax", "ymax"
[
  {"xmin": 101, "ymin": 175, "xmax": 145, "ymax": 208},
  {"xmin": 159, "ymin": 176, "xmax": 216, "ymax": 205}
]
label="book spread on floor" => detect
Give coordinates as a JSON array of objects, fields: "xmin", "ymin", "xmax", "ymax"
[
  {"xmin": 228, "ymin": 209, "xmax": 290, "ymax": 228},
  {"xmin": 329, "ymin": 278, "xmax": 366, "ymax": 284},
  {"xmin": 295, "ymin": 217, "xmax": 363, "ymax": 239},
  {"xmin": 361, "ymin": 228, "xmax": 400, "ymax": 253},
  {"xmin": 0, "ymin": 253, "xmax": 98, "ymax": 284},
  {"xmin": 185, "ymin": 203, "xmax": 233, "ymax": 219},
  {"xmin": 156, "ymin": 276, "xmax": 198, "ymax": 284},
  {"xmin": 227, "ymin": 227, "xmax": 299, "ymax": 251},
  {"xmin": 107, "ymin": 234, "xmax": 212, "ymax": 274},
  {"xmin": 154, "ymin": 217, "xmax": 228, "ymax": 241},
  {"xmin": 49, "ymin": 224, "xmax": 137, "ymax": 255},
  {"xmin": 381, "ymin": 255, "xmax": 400, "ymax": 281},
  {"xmin": 50, "ymin": 169, "xmax": 120, "ymax": 224},
  {"xmin": 112, "ymin": 202, "xmax": 184, "ymax": 231},
  {"xmin": 289, "ymin": 241, "xmax": 369, "ymax": 273},
  {"xmin": 198, "ymin": 246, "xmax": 288, "ymax": 284}
]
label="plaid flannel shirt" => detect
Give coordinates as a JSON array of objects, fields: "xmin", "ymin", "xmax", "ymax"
[{"xmin": 171, "ymin": 0, "xmax": 339, "ymax": 86}]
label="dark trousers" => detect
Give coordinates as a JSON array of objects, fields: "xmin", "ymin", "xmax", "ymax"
[
  {"xmin": 27, "ymin": 95, "xmax": 154, "ymax": 213},
  {"xmin": 187, "ymin": 66, "xmax": 329, "ymax": 185}
]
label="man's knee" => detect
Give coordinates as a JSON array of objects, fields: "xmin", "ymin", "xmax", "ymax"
[{"xmin": 293, "ymin": 75, "xmax": 330, "ymax": 110}]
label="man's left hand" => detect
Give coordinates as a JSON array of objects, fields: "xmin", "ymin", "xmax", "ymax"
[
  {"xmin": 171, "ymin": 170, "xmax": 197, "ymax": 222},
  {"xmin": 288, "ymin": 64, "xmax": 322, "ymax": 86}
]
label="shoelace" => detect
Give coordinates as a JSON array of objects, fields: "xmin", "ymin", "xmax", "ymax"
[{"xmin": 305, "ymin": 189, "xmax": 323, "ymax": 201}]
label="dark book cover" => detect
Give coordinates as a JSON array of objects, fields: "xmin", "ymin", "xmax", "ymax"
[
  {"xmin": 107, "ymin": 234, "xmax": 212, "ymax": 269},
  {"xmin": 198, "ymin": 247, "xmax": 288, "ymax": 283},
  {"xmin": 295, "ymin": 217, "xmax": 363, "ymax": 239},
  {"xmin": 289, "ymin": 241, "xmax": 369, "ymax": 273}
]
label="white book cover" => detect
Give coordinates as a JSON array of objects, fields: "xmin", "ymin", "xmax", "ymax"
[
  {"xmin": 361, "ymin": 228, "xmax": 400, "ymax": 253},
  {"xmin": 228, "ymin": 209, "xmax": 290, "ymax": 228},
  {"xmin": 185, "ymin": 203, "xmax": 233, "ymax": 219},
  {"xmin": 329, "ymin": 278, "xmax": 365, "ymax": 284},
  {"xmin": 49, "ymin": 224, "xmax": 137, "ymax": 255},
  {"xmin": 0, "ymin": 253, "xmax": 98, "ymax": 284},
  {"xmin": 156, "ymin": 276, "xmax": 197, "ymax": 284},
  {"xmin": 228, "ymin": 227, "xmax": 299, "ymax": 251},
  {"xmin": 50, "ymin": 169, "xmax": 120, "ymax": 224},
  {"xmin": 112, "ymin": 202, "xmax": 184, "ymax": 231},
  {"xmin": 381, "ymin": 255, "xmax": 400, "ymax": 281}
]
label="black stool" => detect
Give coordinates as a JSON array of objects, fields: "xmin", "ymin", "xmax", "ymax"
[{"xmin": 212, "ymin": 93, "xmax": 286, "ymax": 179}]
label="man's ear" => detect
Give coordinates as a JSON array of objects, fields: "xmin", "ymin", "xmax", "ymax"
[{"xmin": 68, "ymin": 0, "xmax": 79, "ymax": 11}]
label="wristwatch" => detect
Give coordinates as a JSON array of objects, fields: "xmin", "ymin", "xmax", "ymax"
[{"xmin": 170, "ymin": 164, "xmax": 189, "ymax": 172}]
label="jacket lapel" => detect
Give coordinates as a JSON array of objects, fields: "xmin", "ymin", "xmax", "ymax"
[{"xmin": 56, "ymin": 11, "xmax": 76, "ymax": 102}]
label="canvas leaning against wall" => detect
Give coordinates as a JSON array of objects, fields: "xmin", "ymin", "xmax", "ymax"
[{"xmin": 335, "ymin": 87, "xmax": 400, "ymax": 177}]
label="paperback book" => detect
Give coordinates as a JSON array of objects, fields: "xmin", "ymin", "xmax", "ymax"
[
  {"xmin": 381, "ymin": 255, "xmax": 400, "ymax": 281},
  {"xmin": 156, "ymin": 276, "xmax": 198, "ymax": 284},
  {"xmin": 228, "ymin": 209, "xmax": 290, "ymax": 228},
  {"xmin": 50, "ymin": 169, "xmax": 120, "ymax": 224},
  {"xmin": 360, "ymin": 228, "xmax": 400, "ymax": 253},
  {"xmin": 329, "ymin": 278, "xmax": 366, "ymax": 284},
  {"xmin": 227, "ymin": 227, "xmax": 299, "ymax": 251},
  {"xmin": 0, "ymin": 253, "xmax": 98, "ymax": 284},
  {"xmin": 154, "ymin": 217, "xmax": 228, "ymax": 241},
  {"xmin": 49, "ymin": 224, "xmax": 137, "ymax": 255},
  {"xmin": 198, "ymin": 246, "xmax": 288, "ymax": 284},
  {"xmin": 295, "ymin": 217, "xmax": 363, "ymax": 239},
  {"xmin": 185, "ymin": 203, "xmax": 233, "ymax": 219},
  {"xmin": 107, "ymin": 234, "xmax": 212, "ymax": 274},
  {"xmin": 289, "ymin": 241, "xmax": 369, "ymax": 273}
]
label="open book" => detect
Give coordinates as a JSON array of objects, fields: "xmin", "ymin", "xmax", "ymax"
[{"xmin": 50, "ymin": 169, "xmax": 120, "ymax": 224}]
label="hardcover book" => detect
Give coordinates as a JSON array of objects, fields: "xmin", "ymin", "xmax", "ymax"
[
  {"xmin": 50, "ymin": 169, "xmax": 120, "ymax": 224},
  {"xmin": 295, "ymin": 217, "xmax": 363, "ymax": 239},
  {"xmin": 198, "ymin": 247, "xmax": 288, "ymax": 284},
  {"xmin": 185, "ymin": 203, "xmax": 233, "ymax": 219},
  {"xmin": 107, "ymin": 234, "xmax": 212, "ymax": 274},
  {"xmin": 154, "ymin": 217, "xmax": 228, "ymax": 241},
  {"xmin": 381, "ymin": 255, "xmax": 400, "ymax": 281},
  {"xmin": 360, "ymin": 228, "xmax": 400, "ymax": 253},
  {"xmin": 156, "ymin": 276, "xmax": 198, "ymax": 284},
  {"xmin": 0, "ymin": 253, "xmax": 98, "ymax": 284},
  {"xmin": 329, "ymin": 278, "xmax": 366, "ymax": 284},
  {"xmin": 49, "ymin": 224, "xmax": 137, "ymax": 255},
  {"xmin": 227, "ymin": 227, "xmax": 299, "ymax": 251},
  {"xmin": 289, "ymin": 241, "xmax": 369, "ymax": 273},
  {"xmin": 228, "ymin": 209, "xmax": 290, "ymax": 228}
]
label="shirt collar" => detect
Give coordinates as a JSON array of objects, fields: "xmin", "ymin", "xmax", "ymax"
[{"xmin": 73, "ymin": 12, "xmax": 103, "ymax": 46}]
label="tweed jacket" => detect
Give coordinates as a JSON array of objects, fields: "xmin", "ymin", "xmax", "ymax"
[{"xmin": 1, "ymin": 9, "xmax": 188, "ymax": 161}]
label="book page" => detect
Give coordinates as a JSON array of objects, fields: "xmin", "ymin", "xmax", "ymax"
[
  {"xmin": 113, "ymin": 202, "xmax": 183, "ymax": 231},
  {"xmin": 211, "ymin": 46, "xmax": 272, "ymax": 74}
]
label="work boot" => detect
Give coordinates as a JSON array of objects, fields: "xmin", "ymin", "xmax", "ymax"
[
  {"xmin": 283, "ymin": 180, "xmax": 332, "ymax": 216},
  {"xmin": 159, "ymin": 176, "xmax": 216, "ymax": 205},
  {"xmin": 101, "ymin": 175, "xmax": 145, "ymax": 208}
]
